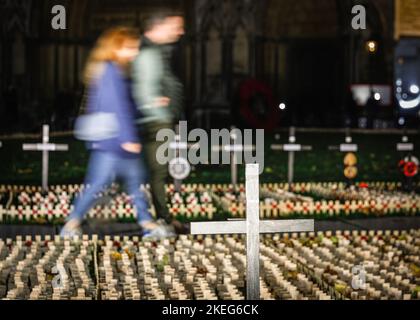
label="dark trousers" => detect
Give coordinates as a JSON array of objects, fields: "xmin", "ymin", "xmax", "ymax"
[{"xmin": 142, "ymin": 122, "xmax": 173, "ymax": 223}]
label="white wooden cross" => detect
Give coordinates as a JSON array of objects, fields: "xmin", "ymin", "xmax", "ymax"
[
  {"xmin": 168, "ymin": 124, "xmax": 202, "ymax": 192},
  {"xmin": 169, "ymin": 133, "xmax": 191, "ymax": 192},
  {"xmin": 270, "ymin": 127, "xmax": 312, "ymax": 184},
  {"xmin": 190, "ymin": 164, "xmax": 314, "ymax": 300},
  {"xmin": 396, "ymin": 135, "xmax": 414, "ymax": 152},
  {"xmin": 396, "ymin": 134, "xmax": 417, "ymax": 191},
  {"xmin": 22, "ymin": 125, "xmax": 69, "ymax": 191},
  {"xmin": 328, "ymin": 128, "xmax": 358, "ymax": 153},
  {"xmin": 328, "ymin": 129, "xmax": 359, "ymax": 181},
  {"xmin": 211, "ymin": 127, "xmax": 255, "ymax": 188}
]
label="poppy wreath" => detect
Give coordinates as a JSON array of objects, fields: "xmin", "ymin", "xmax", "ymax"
[
  {"xmin": 239, "ymin": 79, "xmax": 279, "ymax": 130},
  {"xmin": 399, "ymin": 160, "xmax": 418, "ymax": 177},
  {"xmin": 404, "ymin": 162, "xmax": 418, "ymax": 177}
]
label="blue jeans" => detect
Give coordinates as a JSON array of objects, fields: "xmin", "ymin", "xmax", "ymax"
[{"xmin": 69, "ymin": 151, "xmax": 152, "ymax": 223}]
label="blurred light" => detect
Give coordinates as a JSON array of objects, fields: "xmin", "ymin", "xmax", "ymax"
[
  {"xmin": 410, "ymin": 84, "xmax": 419, "ymax": 94},
  {"xmin": 396, "ymin": 87, "xmax": 402, "ymax": 93},
  {"xmin": 396, "ymin": 79, "xmax": 402, "ymax": 86},
  {"xmin": 358, "ymin": 117, "xmax": 368, "ymax": 128},
  {"xmin": 398, "ymin": 117, "xmax": 405, "ymax": 126},
  {"xmin": 289, "ymin": 136, "xmax": 296, "ymax": 143},
  {"xmin": 374, "ymin": 93, "xmax": 381, "ymax": 101},
  {"xmin": 402, "ymin": 136, "xmax": 409, "ymax": 143},
  {"xmin": 279, "ymin": 103, "xmax": 286, "ymax": 110},
  {"xmin": 366, "ymin": 41, "xmax": 377, "ymax": 53},
  {"xmin": 399, "ymin": 97, "xmax": 420, "ymax": 109},
  {"xmin": 403, "ymin": 93, "xmax": 408, "ymax": 99},
  {"xmin": 345, "ymin": 136, "xmax": 352, "ymax": 143}
]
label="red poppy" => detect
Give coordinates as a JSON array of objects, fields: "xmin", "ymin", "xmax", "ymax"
[
  {"xmin": 359, "ymin": 182, "xmax": 369, "ymax": 188},
  {"xmin": 404, "ymin": 162, "xmax": 418, "ymax": 177}
]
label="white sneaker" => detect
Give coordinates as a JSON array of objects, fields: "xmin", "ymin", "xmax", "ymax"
[
  {"xmin": 157, "ymin": 220, "xmax": 177, "ymax": 237},
  {"xmin": 142, "ymin": 220, "xmax": 176, "ymax": 240},
  {"xmin": 60, "ymin": 219, "xmax": 82, "ymax": 238}
]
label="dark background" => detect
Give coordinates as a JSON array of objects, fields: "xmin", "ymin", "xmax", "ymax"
[{"xmin": 0, "ymin": 0, "xmax": 419, "ymax": 133}]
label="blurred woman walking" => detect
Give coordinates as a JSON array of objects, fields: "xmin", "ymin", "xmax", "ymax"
[{"xmin": 61, "ymin": 27, "xmax": 168, "ymax": 238}]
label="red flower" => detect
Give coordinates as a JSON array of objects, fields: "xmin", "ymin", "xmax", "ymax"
[
  {"xmin": 239, "ymin": 79, "xmax": 279, "ymax": 130},
  {"xmin": 359, "ymin": 182, "xmax": 369, "ymax": 189}
]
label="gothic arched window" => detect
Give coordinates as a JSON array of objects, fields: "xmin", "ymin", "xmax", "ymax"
[
  {"xmin": 206, "ymin": 26, "xmax": 222, "ymax": 76},
  {"xmin": 233, "ymin": 26, "xmax": 249, "ymax": 74}
]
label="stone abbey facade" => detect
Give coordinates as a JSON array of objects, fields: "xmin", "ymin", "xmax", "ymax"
[{"xmin": 0, "ymin": 0, "xmax": 395, "ymax": 130}]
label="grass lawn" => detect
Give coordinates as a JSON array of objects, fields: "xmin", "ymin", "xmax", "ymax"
[{"xmin": 0, "ymin": 132, "xmax": 416, "ymax": 185}]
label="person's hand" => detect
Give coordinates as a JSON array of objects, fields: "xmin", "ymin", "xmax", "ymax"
[
  {"xmin": 121, "ymin": 143, "xmax": 142, "ymax": 154},
  {"xmin": 154, "ymin": 97, "xmax": 170, "ymax": 107}
]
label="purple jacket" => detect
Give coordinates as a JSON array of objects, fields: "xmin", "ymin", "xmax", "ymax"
[{"xmin": 87, "ymin": 62, "xmax": 140, "ymax": 158}]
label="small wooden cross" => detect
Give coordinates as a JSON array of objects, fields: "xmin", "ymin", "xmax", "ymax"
[
  {"xmin": 271, "ymin": 127, "xmax": 313, "ymax": 184},
  {"xmin": 211, "ymin": 127, "xmax": 255, "ymax": 188},
  {"xmin": 22, "ymin": 125, "xmax": 69, "ymax": 191},
  {"xmin": 328, "ymin": 128, "xmax": 358, "ymax": 153}
]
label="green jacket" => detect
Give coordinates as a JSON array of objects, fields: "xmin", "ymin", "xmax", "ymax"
[{"xmin": 132, "ymin": 37, "xmax": 184, "ymax": 125}]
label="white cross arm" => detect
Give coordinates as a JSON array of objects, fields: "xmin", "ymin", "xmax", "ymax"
[
  {"xmin": 224, "ymin": 145, "xmax": 255, "ymax": 152},
  {"xmin": 397, "ymin": 143, "xmax": 414, "ymax": 152},
  {"xmin": 340, "ymin": 144, "xmax": 358, "ymax": 152},
  {"xmin": 329, "ymin": 144, "xmax": 358, "ymax": 152},
  {"xmin": 169, "ymin": 142, "xmax": 201, "ymax": 150},
  {"xmin": 23, "ymin": 143, "xmax": 69, "ymax": 151},
  {"xmin": 169, "ymin": 142, "xmax": 188, "ymax": 150},
  {"xmin": 211, "ymin": 145, "xmax": 256, "ymax": 152},
  {"xmin": 271, "ymin": 144, "xmax": 312, "ymax": 152},
  {"xmin": 191, "ymin": 219, "xmax": 314, "ymax": 235}
]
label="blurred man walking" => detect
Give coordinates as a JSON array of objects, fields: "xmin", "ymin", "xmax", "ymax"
[{"xmin": 132, "ymin": 11, "xmax": 185, "ymax": 233}]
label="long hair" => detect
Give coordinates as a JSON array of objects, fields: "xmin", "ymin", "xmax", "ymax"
[{"xmin": 84, "ymin": 26, "xmax": 139, "ymax": 85}]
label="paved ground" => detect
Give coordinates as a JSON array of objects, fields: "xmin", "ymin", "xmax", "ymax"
[{"xmin": 1, "ymin": 216, "xmax": 420, "ymax": 239}]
